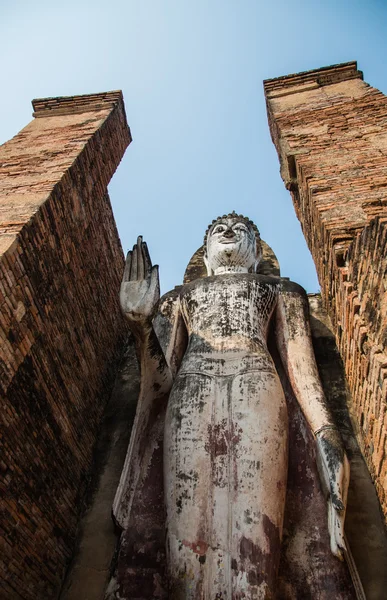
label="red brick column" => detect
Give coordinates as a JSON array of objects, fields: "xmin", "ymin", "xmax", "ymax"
[
  {"xmin": 0, "ymin": 92, "xmax": 131, "ymax": 599},
  {"xmin": 264, "ymin": 62, "xmax": 387, "ymax": 521}
]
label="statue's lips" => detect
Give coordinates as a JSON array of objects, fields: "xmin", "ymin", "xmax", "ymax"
[{"xmin": 219, "ymin": 238, "xmax": 239, "ymax": 244}]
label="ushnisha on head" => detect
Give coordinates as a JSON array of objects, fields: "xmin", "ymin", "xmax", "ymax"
[{"xmin": 203, "ymin": 211, "xmax": 262, "ymax": 276}]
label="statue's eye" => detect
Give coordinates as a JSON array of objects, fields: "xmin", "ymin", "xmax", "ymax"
[{"xmin": 214, "ymin": 226, "xmax": 224, "ymax": 233}]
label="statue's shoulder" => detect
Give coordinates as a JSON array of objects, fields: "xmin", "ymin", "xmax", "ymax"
[
  {"xmin": 158, "ymin": 286, "xmax": 182, "ymax": 318},
  {"xmin": 154, "ymin": 287, "xmax": 183, "ymax": 353},
  {"xmin": 278, "ymin": 277, "xmax": 308, "ymax": 298},
  {"xmin": 251, "ymin": 273, "xmax": 286, "ymax": 292},
  {"xmin": 254, "ymin": 273, "xmax": 282, "ymax": 286}
]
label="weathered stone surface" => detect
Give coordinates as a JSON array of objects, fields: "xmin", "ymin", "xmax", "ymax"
[
  {"xmin": 0, "ymin": 92, "xmax": 131, "ymax": 599},
  {"xmin": 60, "ymin": 340, "xmax": 140, "ymax": 600},
  {"xmin": 110, "ymin": 217, "xmax": 353, "ymax": 598},
  {"xmin": 103, "ymin": 290, "xmax": 387, "ymax": 599},
  {"xmin": 264, "ymin": 61, "xmax": 387, "ymax": 522},
  {"xmin": 307, "ymin": 295, "xmax": 387, "ymax": 600}
]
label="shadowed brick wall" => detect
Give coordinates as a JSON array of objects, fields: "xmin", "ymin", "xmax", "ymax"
[
  {"xmin": 264, "ymin": 62, "xmax": 387, "ymax": 521},
  {"xmin": 0, "ymin": 92, "xmax": 131, "ymax": 599}
]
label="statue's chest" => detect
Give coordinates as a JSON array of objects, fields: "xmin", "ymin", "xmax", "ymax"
[{"xmin": 180, "ymin": 275, "xmax": 278, "ymax": 336}]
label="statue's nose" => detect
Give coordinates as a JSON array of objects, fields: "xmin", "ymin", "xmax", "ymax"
[{"xmin": 223, "ymin": 228, "xmax": 234, "ymax": 238}]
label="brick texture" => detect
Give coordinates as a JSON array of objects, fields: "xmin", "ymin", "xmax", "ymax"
[
  {"xmin": 264, "ymin": 62, "xmax": 387, "ymax": 521},
  {"xmin": 0, "ymin": 92, "xmax": 131, "ymax": 599}
]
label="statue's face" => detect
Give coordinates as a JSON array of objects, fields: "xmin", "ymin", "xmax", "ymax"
[{"xmin": 205, "ymin": 217, "xmax": 259, "ymax": 275}]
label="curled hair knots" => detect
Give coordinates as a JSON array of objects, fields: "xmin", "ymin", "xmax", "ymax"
[{"xmin": 203, "ymin": 211, "xmax": 261, "ymax": 251}]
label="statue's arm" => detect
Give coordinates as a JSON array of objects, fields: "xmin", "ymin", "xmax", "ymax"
[
  {"xmin": 275, "ymin": 281, "xmax": 350, "ymax": 559},
  {"xmin": 113, "ymin": 237, "xmax": 184, "ymax": 529},
  {"xmin": 120, "ymin": 236, "xmax": 172, "ymax": 392},
  {"xmin": 156, "ymin": 288, "xmax": 188, "ymax": 380}
]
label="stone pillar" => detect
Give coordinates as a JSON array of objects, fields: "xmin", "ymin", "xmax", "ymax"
[
  {"xmin": 264, "ymin": 61, "xmax": 387, "ymax": 521},
  {"xmin": 0, "ymin": 92, "xmax": 131, "ymax": 599}
]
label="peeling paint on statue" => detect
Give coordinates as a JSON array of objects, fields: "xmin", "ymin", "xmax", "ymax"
[{"xmin": 113, "ymin": 213, "xmax": 350, "ymax": 599}]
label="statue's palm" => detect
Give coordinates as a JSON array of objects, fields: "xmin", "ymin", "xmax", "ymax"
[{"xmin": 120, "ymin": 236, "xmax": 160, "ymax": 323}]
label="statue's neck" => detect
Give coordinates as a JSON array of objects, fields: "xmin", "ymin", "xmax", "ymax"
[{"xmin": 213, "ymin": 266, "xmax": 249, "ymax": 275}]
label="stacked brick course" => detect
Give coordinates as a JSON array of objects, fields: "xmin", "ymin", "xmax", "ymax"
[
  {"xmin": 0, "ymin": 92, "xmax": 131, "ymax": 599},
  {"xmin": 264, "ymin": 62, "xmax": 387, "ymax": 520}
]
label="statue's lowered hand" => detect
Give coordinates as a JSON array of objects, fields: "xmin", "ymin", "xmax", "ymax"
[
  {"xmin": 316, "ymin": 427, "xmax": 350, "ymax": 560},
  {"xmin": 120, "ymin": 236, "xmax": 160, "ymax": 326}
]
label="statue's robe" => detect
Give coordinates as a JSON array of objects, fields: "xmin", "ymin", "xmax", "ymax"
[{"xmin": 105, "ymin": 282, "xmax": 356, "ymax": 599}]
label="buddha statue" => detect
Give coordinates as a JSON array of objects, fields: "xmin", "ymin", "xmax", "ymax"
[{"xmin": 112, "ymin": 213, "xmax": 350, "ymax": 599}]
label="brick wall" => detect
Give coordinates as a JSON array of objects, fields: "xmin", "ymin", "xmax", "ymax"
[
  {"xmin": 264, "ymin": 62, "xmax": 387, "ymax": 520},
  {"xmin": 0, "ymin": 93, "xmax": 131, "ymax": 599}
]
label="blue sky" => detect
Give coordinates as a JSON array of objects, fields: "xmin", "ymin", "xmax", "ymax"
[{"xmin": 1, "ymin": 0, "xmax": 387, "ymax": 293}]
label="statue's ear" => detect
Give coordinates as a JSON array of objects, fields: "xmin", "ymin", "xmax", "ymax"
[
  {"xmin": 255, "ymin": 242, "xmax": 263, "ymax": 272},
  {"xmin": 203, "ymin": 252, "xmax": 212, "ymax": 276}
]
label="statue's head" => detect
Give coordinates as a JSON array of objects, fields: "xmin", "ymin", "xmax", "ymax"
[{"xmin": 203, "ymin": 212, "xmax": 262, "ymax": 276}]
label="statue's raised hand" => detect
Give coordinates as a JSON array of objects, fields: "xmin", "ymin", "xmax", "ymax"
[
  {"xmin": 120, "ymin": 236, "xmax": 160, "ymax": 328},
  {"xmin": 316, "ymin": 427, "xmax": 350, "ymax": 560}
]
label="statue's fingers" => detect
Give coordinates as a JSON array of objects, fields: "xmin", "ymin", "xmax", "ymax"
[
  {"xmin": 332, "ymin": 495, "xmax": 345, "ymax": 512},
  {"xmin": 131, "ymin": 245, "xmax": 138, "ymax": 280},
  {"xmin": 329, "ymin": 474, "xmax": 345, "ymax": 512},
  {"xmin": 328, "ymin": 501, "xmax": 345, "ymax": 559},
  {"xmin": 333, "ymin": 508, "xmax": 346, "ymax": 555},
  {"xmin": 149, "ymin": 264, "xmax": 160, "ymax": 298},
  {"xmin": 330, "ymin": 457, "xmax": 349, "ymax": 512},
  {"xmin": 137, "ymin": 236, "xmax": 144, "ymax": 280},
  {"xmin": 123, "ymin": 251, "xmax": 132, "ymax": 282},
  {"xmin": 328, "ymin": 503, "xmax": 338, "ymax": 556},
  {"xmin": 142, "ymin": 241, "xmax": 152, "ymax": 277}
]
